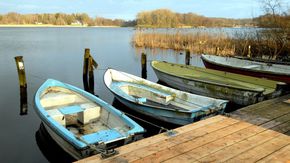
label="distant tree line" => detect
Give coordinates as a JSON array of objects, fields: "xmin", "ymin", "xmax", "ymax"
[
  {"xmin": 136, "ymin": 9, "xmax": 254, "ymax": 28},
  {"xmin": 0, "ymin": 8, "xmax": 289, "ymax": 28},
  {"xmin": 136, "ymin": 9, "xmax": 290, "ymax": 28},
  {"xmin": 0, "ymin": 12, "xmax": 135, "ymax": 26}
]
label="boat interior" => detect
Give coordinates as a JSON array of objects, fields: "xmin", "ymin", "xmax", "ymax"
[
  {"xmin": 113, "ymin": 81, "xmax": 216, "ymax": 112},
  {"xmin": 40, "ymin": 87, "xmax": 130, "ymax": 138},
  {"xmin": 204, "ymin": 55, "xmax": 288, "ymax": 73},
  {"xmin": 152, "ymin": 61, "xmax": 279, "ymax": 94}
]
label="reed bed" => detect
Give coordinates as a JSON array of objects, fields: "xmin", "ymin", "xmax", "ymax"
[
  {"xmin": 132, "ymin": 30, "xmax": 235, "ymax": 56},
  {"xmin": 132, "ymin": 29, "xmax": 289, "ymax": 60}
]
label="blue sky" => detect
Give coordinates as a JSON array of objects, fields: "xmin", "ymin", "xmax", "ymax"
[{"xmin": 0, "ymin": 0, "xmax": 289, "ymax": 20}]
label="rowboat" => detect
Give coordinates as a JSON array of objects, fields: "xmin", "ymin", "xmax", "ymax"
[
  {"xmin": 234, "ymin": 56, "xmax": 290, "ymax": 65},
  {"xmin": 104, "ymin": 69, "xmax": 228, "ymax": 126},
  {"xmin": 34, "ymin": 79, "xmax": 145, "ymax": 160},
  {"xmin": 201, "ymin": 54, "xmax": 290, "ymax": 83},
  {"xmin": 151, "ymin": 61, "xmax": 286, "ymax": 106}
]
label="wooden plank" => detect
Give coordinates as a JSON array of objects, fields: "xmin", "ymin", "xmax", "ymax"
[
  {"xmin": 196, "ymin": 129, "xmax": 281, "ymax": 162},
  {"xmin": 226, "ymin": 134, "xmax": 290, "ymax": 162},
  {"xmin": 234, "ymin": 94, "xmax": 290, "ymax": 114},
  {"xmin": 270, "ymin": 121, "xmax": 290, "ymax": 135},
  {"xmin": 256, "ymin": 145, "xmax": 290, "ymax": 163},
  {"xmin": 230, "ymin": 94, "xmax": 290, "ymax": 129},
  {"xmin": 90, "ymin": 117, "xmax": 239, "ymax": 163},
  {"xmin": 76, "ymin": 115, "xmax": 228, "ymax": 163},
  {"xmin": 135, "ymin": 121, "xmax": 252, "ymax": 163},
  {"xmin": 260, "ymin": 112, "xmax": 290, "ymax": 129},
  {"xmin": 163, "ymin": 122, "xmax": 267, "ymax": 163}
]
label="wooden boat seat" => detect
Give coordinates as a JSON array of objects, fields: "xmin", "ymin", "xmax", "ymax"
[
  {"xmin": 118, "ymin": 83, "xmax": 174, "ymax": 105},
  {"xmin": 40, "ymin": 94, "xmax": 81, "ymax": 108},
  {"xmin": 47, "ymin": 104, "xmax": 101, "ymax": 127},
  {"xmin": 47, "ymin": 109, "xmax": 66, "ymax": 126},
  {"xmin": 79, "ymin": 103, "xmax": 101, "ymax": 124}
]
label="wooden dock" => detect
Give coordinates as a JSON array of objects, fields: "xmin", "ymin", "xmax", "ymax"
[
  {"xmin": 76, "ymin": 115, "xmax": 290, "ymax": 163},
  {"xmin": 230, "ymin": 94, "xmax": 290, "ymax": 136}
]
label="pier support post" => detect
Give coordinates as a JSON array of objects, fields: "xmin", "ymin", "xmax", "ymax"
[
  {"xmin": 185, "ymin": 50, "xmax": 190, "ymax": 65},
  {"xmin": 83, "ymin": 48, "xmax": 98, "ymax": 95},
  {"xmin": 14, "ymin": 56, "xmax": 28, "ymax": 115},
  {"xmin": 141, "ymin": 53, "xmax": 147, "ymax": 79}
]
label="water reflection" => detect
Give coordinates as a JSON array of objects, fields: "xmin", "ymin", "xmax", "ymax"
[
  {"xmin": 35, "ymin": 123, "xmax": 76, "ymax": 163},
  {"xmin": 19, "ymin": 86, "xmax": 28, "ymax": 115}
]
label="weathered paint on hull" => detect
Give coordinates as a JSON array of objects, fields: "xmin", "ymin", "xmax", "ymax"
[
  {"xmin": 43, "ymin": 123, "xmax": 86, "ymax": 160},
  {"xmin": 114, "ymin": 94, "xmax": 195, "ymax": 126},
  {"xmin": 202, "ymin": 57, "xmax": 290, "ymax": 83},
  {"xmin": 153, "ymin": 68, "xmax": 264, "ymax": 106}
]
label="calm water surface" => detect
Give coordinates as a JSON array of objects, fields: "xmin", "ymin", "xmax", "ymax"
[{"xmin": 0, "ymin": 27, "xmax": 204, "ymax": 162}]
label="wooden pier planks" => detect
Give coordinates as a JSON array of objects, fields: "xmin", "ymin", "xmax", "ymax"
[
  {"xmin": 75, "ymin": 115, "xmax": 290, "ymax": 163},
  {"xmin": 230, "ymin": 94, "xmax": 290, "ymax": 136}
]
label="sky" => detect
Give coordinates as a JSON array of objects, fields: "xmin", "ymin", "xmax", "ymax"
[{"xmin": 0, "ymin": 0, "xmax": 289, "ymax": 20}]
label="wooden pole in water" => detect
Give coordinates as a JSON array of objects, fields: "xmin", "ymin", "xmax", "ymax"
[
  {"xmin": 83, "ymin": 48, "xmax": 90, "ymax": 92},
  {"xmin": 185, "ymin": 50, "xmax": 190, "ymax": 65},
  {"xmin": 141, "ymin": 53, "xmax": 147, "ymax": 79},
  {"xmin": 14, "ymin": 56, "xmax": 28, "ymax": 115},
  {"xmin": 83, "ymin": 48, "xmax": 98, "ymax": 95}
]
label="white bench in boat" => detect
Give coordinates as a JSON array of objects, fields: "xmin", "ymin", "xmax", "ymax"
[
  {"xmin": 79, "ymin": 103, "xmax": 101, "ymax": 124},
  {"xmin": 47, "ymin": 104, "xmax": 101, "ymax": 126},
  {"xmin": 41, "ymin": 94, "xmax": 80, "ymax": 108},
  {"xmin": 47, "ymin": 109, "xmax": 66, "ymax": 126},
  {"xmin": 242, "ymin": 65, "xmax": 261, "ymax": 69}
]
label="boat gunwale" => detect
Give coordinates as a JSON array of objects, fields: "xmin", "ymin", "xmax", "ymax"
[
  {"xmin": 151, "ymin": 61, "xmax": 269, "ymax": 93},
  {"xmin": 201, "ymin": 54, "xmax": 290, "ymax": 76}
]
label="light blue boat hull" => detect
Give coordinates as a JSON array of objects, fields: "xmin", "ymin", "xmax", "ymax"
[
  {"xmin": 104, "ymin": 69, "xmax": 228, "ymax": 126},
  {"xmin": 34, "ymin": 79, "xmax": 145, "ymax": 159}
]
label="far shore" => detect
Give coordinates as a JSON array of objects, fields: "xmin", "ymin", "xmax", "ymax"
[{"xmin": 0, "ymin": 24, "xmax": 121, "ymax": 28}]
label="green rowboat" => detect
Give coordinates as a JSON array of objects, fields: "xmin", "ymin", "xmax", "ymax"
[{"xmin": 151, "ymin": 61, "xmax": 286, "ymax": 105}]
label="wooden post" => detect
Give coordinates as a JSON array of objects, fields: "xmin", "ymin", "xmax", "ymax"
[
  {"xmin": 83, "ymin": 49, "xmax": 90, "ymax": 92},
  {"xmin": 185, "ymin": 50, "xmax": 190, "ymax": 65},
  {"xmin": 14, "ymin": 56, "xmax": 28, "ymax": 115},
  {"xmin": 247, "ymin": 45, "xmax": 251, "ymax": 57},
  {"xmin": 141, "ymin": 53, "xmax": 147, "ymax": 79},
  {"xmin": 83, "ymin": 48, "xmax": 98, "ymax": 95}
]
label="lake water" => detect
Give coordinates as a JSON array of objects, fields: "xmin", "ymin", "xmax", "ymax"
[{"xmin": 0, "ymin": 27, "xmax": 205, "ymax": 162}]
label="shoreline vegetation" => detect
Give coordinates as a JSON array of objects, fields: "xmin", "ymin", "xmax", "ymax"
[
  {"xmin": 1, "ymin": 7, "xmax": 289, "ymax": 60},
  {"xmin": 132, "ymin": 29, "xmax": 289, "ymax": 61},
  {"xmin": 0, "ymin": 24, "xmax": 121, "ymax": 27}
]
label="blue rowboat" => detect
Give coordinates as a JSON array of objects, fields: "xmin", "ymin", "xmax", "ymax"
[
  {"xmin": 104, "ymin": 69, "xmax": 228, "ymax": 126},
  {"xmin": 34, "ymin": 79, "xmax": 145, "ymax": 160}
]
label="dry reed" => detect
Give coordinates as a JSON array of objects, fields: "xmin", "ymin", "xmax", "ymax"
[
  {"xmin": 132, "ymin": 29, "xmax": 289, "ymax": 60},
  {"xmin": 132, "ymin": 30, "xmax": 235, "ymax": 56}
]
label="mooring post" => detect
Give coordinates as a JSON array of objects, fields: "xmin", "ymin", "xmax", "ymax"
[
  {"xmin": 83, "ymin": 48, "xmax": 90, "ymax": 92},
  {"xmin": 14, "ymin": 56, "xmax": 28, "ymax": 115},
  {"xmin": 141, "ymin": 53, "xmax": 147, "ymax": 79},
  {"xmin": 185, "ymin": 50, "xmax": 190, "ymax": 65},
  {"xmin": 247, "ymin": 45, "xmax": 251, "ymax": 57},
  {"xmin": 83, "ymin": 48, "xmax": 98, "ymax": 95}
]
